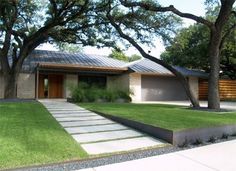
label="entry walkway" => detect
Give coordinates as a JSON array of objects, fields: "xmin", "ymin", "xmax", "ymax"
[
  {"xmin": 39, "ymin": 100, "xmax": 165, "ymax": 155},
  {"xmin": 79, "ymin": 139, "xmax": 236, "ymax": 171}
]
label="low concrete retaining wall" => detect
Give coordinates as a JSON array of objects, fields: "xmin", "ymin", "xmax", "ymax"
[
  {"xmin": 173, "ymin": 125, "xmax": 236, "ymax": 145},
  {"xmin": 95, "ymin": 111, "xmax": 173, "ymax": 143},
  {"xmin": 95, "ymin": 111, "xmax": 236, "ymax": 146}
]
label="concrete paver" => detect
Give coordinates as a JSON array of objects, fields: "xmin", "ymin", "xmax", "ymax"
[
  {"xmin": 60, "ymin": 120, "xmax": 115, "ymax": 127},
  {"xmin": 72, "ymin": 130, "xmax": 143, "ymax": 143},
  {"xmin": 81, "ymin": 137, "xmax": 163, "ymax": 155},
  {"xmin": 53, "ymin": 114, "xmax": 97, "ymax": 118},
  {"xmin": 50, "ymin": 111, "xmax": 91, "ymax": 114},
  {"xmin": 65, "ymin": 124, "xmax": 128, "ymax": 134},
  {"xmin": 56, "ymin": 116, "xmax": 104, "ymax": 122}
]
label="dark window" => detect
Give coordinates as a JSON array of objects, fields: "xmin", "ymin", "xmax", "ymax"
[
  {"xmin": 79, "ymin": 75, "xmax": 107, "ymax": 88},
  {"xmin": 44, "ymin": 76, "xmax": 49, "ymax": 98}
]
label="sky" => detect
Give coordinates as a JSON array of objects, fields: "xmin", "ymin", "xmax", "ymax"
[{"xmin": 37, "ymin": 0, "xmax": 206, "ymax": 57}]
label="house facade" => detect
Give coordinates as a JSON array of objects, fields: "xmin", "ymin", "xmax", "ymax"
[{"xmin": 0, "ymin": 50, "xmax": 208, "ymax": 101}]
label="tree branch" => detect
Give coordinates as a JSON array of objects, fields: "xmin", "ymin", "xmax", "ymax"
[
  {"xmin": 49, "ymin": 0, "xmax": 58, "ymax": 17},
  {"xmin": 14, "ymin": 0, "xmax": 90, "ymax": 71},
  {"xmin": 215, "ymin": 0, "xmax": 235, "ymax": 30},
  {"xmin": 106, "ymin": 11, "xmax": 200, "ymax": 107},
  {"xmin": 120, "ymin": 0, "xmax": 213, "ymax": 28}
]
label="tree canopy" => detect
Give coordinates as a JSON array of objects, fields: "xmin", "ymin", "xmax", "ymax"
[
  {"xmin": 55, "ymin": 42, "xmax": 83, "ymax": 53},
  {"xmin": 0, "ymin": 0, "xmax": 114, "ymax": 98},
  {"xmin": 161, "ymin": 6, "xmax": 236, "ymax": 80}
]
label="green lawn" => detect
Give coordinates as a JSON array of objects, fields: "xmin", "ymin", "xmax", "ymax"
[
  {"xmin": 80, "ymin": 103, "xmax": 236, "ymax": 131},
  {"xmin": 0, "ymin": 102, "xmax": 87, "ymax": 170}
]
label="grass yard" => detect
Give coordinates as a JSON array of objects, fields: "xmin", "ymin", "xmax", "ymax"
[
  {"xmin": 80, "ymin": 103, "xmax": 236, "ymax": 131},
  {"xmin": 0, "ymin": 102, "xmax": 87, "ymax": 170}
]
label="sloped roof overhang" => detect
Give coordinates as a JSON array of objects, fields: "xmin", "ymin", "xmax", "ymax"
[{"xmin": 37, "ymin": 63, "xmax": 129, "ymax": 75}]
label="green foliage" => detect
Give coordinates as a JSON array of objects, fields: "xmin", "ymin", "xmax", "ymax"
[
  {"xmin": 55, "ymin": 42, "xmax": 83, "ymax": 53},
  {"xmin": 130, "ymin": 54, "xmax": 142, "ymax": 61},
  {"xmin": 109, "ymin": 49, "xmax": 129, "ymax": 61},
  {"xmin": 71, "ymin": 82, "xmax": 132, "ymax": 103},
  {"xmin": 161, "ymin": 22, "xmax": 236, "ymax": 79},
  {"xmin": 109, "ymin": 49, "xmax": 142, "ymax": 62},
  {"xmin": 161, "ymin": 24, "xmax": 210, "ymax": 70}
]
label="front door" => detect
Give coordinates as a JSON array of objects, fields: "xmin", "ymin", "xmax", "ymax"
[{"xmin": 38, "ymin": 74, "xmax": 63, "ymax": 98}]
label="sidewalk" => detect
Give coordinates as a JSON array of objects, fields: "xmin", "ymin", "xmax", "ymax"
[{"xmin": 79, "ymin": 139, "xmax": 236, "ymax": 171}]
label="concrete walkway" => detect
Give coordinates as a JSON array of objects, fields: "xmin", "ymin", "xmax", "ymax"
[
  {"xmin": 39, "ymin": 100, "xmax": 165, "ymax": 155},
  {"xmin": 78, "ymin": 139, "xmax": 236, "ymax": 171}
]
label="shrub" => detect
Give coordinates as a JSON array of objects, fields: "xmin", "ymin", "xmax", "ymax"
[
  {"xmin": 71, "ymin": 88, "xmax": 84, "ymax": 102},
  {"xmin": 208, "ymin": 136, "xmax": 217, "ymax": 143},
  {"xmin": 70, "ymin": 82, "xmax": 132, "ymax": 103},
  {"xmin": 221, "ymin": 133, "xmax": 229, "ymax": 139},
  {"xmin": 117, "ymin": 90, "xmax": 132, "ymax": 102},
  {"xmin": 192, "ymin": 138, "xmax": 203, "ymax": 145}
]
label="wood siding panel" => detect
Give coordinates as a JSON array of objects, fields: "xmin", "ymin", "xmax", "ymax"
[
  {"xmin": 38, "ymin": 74, "xmax": 63, "ymax": 98},
  {"xmin": 199, "ymin": 79, "xmax": 236, "ymax": 100},
  {"xmin": 49, "ymin": 74, "xmax": 63, "ymax": 98}
]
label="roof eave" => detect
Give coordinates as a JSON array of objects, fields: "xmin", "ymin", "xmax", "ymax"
[{"xmin": 37, "ymin": 63, "xmax": 128, "ymax": 73}]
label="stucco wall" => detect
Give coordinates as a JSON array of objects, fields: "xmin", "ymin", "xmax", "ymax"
[
  {"xmin": 188, "ymin": 76, "xmax": 199, "ymax": 100},
  {"xmin": 107, "ymin": 74, "xmax": 130, "ymax": 91},
  {"xmin": 129, "ymin": 73, "xmax": 141, "ymax": 102},
  {"xmin": 64, "ymin": 74, "xmax": 78, "ymax": 98},
  {"xmin": 17, "ymin": 73, "xmax": 35, "ymax": 99},
  {"xmin": 0, "ymin": 73, "xmax": 4, "ymax": 98}
]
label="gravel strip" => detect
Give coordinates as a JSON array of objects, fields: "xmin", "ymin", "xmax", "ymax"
[
  {"xmin": 10, "ymin": 146, "xmax": 178, "ymax": 171},
  {"xmin": 10, "ymin": 135, "xmax": 236, "ymax": 171}
]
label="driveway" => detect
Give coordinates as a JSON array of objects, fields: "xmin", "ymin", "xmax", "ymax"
[{"xmin": 136, "ymin": 101, "xmax": 236, "ymax": 111}]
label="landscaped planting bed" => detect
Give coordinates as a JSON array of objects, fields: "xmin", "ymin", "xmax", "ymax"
[{"xmin": 80, "ymin": 103, "xmax": 236, "ymax": 146}]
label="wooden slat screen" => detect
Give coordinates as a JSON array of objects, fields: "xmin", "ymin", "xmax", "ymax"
[{"xmin": 199, "ymin": 79, "xmax": 236, "ymax": 100}]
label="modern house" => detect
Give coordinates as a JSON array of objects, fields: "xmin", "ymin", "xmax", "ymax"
[{"xmin": 0, "ymin": 50, "xmax": 208, "ymax": 101}]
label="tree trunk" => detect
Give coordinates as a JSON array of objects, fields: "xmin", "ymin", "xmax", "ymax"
[
  {"xmin": 3, "ymin": 70, "xmax": 19, "ymax": 99},
  {"xmin": 208, "ymin": 30, "xmax": 221, "ymax": 110}
]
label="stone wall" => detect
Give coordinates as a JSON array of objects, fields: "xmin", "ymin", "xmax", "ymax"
[
  {"xmin": 64, "ymin": 74, "xmax": 78, "ymax": 98},
  {"xmin": 17, "ymin": 73, "xmax": 35, "ymax": 99},
  {"xmin": 129, "ymin": 73, "xmax": 141, "ymax": 102}
]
